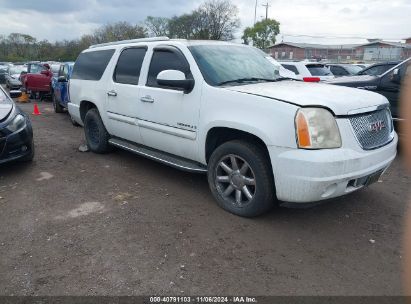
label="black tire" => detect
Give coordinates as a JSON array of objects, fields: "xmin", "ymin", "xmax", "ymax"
[
  {"xmin": 52, "ymin": 92, "xmax": 64, "ymax": 113},
  {"xmin": 207, "ymin": 140, "xmax": 276, "ymax": 217},
  {"xmin": 84, "ymin": 108, "xmax": 111, "ymax": 153}
]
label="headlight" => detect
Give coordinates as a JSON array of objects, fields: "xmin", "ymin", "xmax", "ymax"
[
  {"xmin": 6, "ymin": 114, "xmax": 26, "ymax": 132},
  {"xmin": 295, "ymin": 107, "xmax": 341, "ymax": 149}
]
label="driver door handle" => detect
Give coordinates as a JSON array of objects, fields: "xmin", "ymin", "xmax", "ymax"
[
  {"xmin": 107, "ymin": 90, "xmax": 117, "ymax": 97},
  {"xmin": 140, "ymin": 95, "xmax": 154, "ymax": 103}
]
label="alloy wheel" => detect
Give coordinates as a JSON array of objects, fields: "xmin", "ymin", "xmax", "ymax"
[{"xmin": 215, "ymin": 154, "xmax": 256, "ymax": 207}]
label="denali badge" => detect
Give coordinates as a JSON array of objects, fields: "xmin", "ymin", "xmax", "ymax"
[{"xmin": 368, "ymin": 120, "xmax": 386, "ymax": 132}]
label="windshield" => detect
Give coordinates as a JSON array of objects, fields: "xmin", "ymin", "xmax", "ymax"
[
  {"xmin": 343, "ymin": 65, "xmax": 362, "ymax": 74},
  {"xmin": 189, "ymin": 45, "xmax": 281, "ymax": 86},
  {"xmin": 0, "ymin": 88, "xmax": 7, "ymax": 102},
  {"xmin": 51, "ymin": 64, "xmax": 60, "ymax": 76},
  {"xmin": 306, "ymin": 64, "xmax": 333, "ymax": 76}
]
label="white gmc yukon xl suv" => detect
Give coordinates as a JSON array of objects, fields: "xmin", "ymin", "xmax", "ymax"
[{"xmin": 68, "ymin": 37, "xmax": 397, "ymax": 217}]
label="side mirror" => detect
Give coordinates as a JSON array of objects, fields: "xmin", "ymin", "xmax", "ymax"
[
  {"xmin": 391, "ymin": 68, "xmax": 401, "ymax": 84},
  {"xmin": 157, "ymin": 70, "xmax": 194, "ymax": 93},
  {"xmin": 58, "ymin": 76, "xmax": 67, "ymax": 82},
  {"xmin": 9, "ymin": 90, "xmax": 22, "ymax": 99}
]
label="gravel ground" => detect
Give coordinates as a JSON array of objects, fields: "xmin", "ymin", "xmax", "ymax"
[{"xmin": 0, "ymin": 99, "xmax": 409, "ymax": 296}]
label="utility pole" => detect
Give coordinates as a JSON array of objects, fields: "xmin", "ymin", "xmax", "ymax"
[
  {"xmin": 254, "ymin": 0, "xmax": 258, "ymax": 25},
  {"xmin": 262, "ymin": 1, "xmax": 270, "ymax": 20}
]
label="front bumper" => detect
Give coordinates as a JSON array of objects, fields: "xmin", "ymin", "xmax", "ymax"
[
  {"xmin": 0, "ymin": 117, "xmax": 34, "ymax": 164},
  {"xmin": 8, "ymin": 79, "xmax": 22, "ymax": 89},
  {"xmin": 269, "ymin": 133, "xmax": 398, "ymax": 203}
]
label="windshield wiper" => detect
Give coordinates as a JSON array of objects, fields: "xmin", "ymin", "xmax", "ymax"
[{"xmin": 217, "ymin": 77, "xmax": 278, "ymax": 86}]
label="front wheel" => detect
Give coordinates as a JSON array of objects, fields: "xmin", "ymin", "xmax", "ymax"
[
  {"xmin": 207, "ymin": 140, "xmax": 276, "ymax": 217},
  {"xmin": 84, "ymin": 108, "xmax": 111, "ymax": 153}
]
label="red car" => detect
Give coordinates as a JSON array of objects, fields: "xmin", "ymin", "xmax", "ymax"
[{"xmin": 20, "ymin": 63, "xmax": 54, "ymax": 99}]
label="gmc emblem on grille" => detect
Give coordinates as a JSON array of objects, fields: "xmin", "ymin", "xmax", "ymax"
[{"xmin": 368, "ymin": 120, "xmax": 386, "ymax": 132}]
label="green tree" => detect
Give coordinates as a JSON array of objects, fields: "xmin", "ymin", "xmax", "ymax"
[
  {"xmin": 93, "ymin": 22, "xmax": 147, "ymax": 43},
  {"xmin": 242, "ymin": 19, "xmax": 280, "ymax": 50},
  {"xmin": 145, "ymin": 16, "xmax": 170, "ymax": 37},
  {"xmin": 168, "ymin": 0, "xmax": 240, "ymax": 40}
]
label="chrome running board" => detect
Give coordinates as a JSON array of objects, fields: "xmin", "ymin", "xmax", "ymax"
[{"xmin": 109, "ymin": 138, "xmax": 207, "ymax": 173}]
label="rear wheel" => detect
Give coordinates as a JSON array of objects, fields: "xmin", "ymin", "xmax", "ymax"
[
  {"xmin": 52, "ymin": 92, "xmax": 64, "ymax": 113},
  {"xmin": 84, "ymin": 108, "xmax": 111, "ymax": 153},
  {"xmin": 207, "ymin": 140, "xmax": 276, "ymax": 217}
]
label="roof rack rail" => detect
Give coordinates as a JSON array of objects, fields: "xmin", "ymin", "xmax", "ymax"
[{"xmin": 89, "ymin": 36, "xmax": 170, "ymax": 49}]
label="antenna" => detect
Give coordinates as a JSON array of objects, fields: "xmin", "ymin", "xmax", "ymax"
[{"xmin": 254, "ymin": 0, "xmax": 258, "ymax": 25}]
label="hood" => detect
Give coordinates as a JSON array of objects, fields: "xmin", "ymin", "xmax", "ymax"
[
  {"xmin": 226, "ymin": 80, "xmax": 389, "ymax": 116},
  {"xmin": 11, "ymin": 73, "xmax": 21, "ymax": 79},
  {"xmin": 325, "ymin": 75, "xmax": 378, "ymax": 85}
]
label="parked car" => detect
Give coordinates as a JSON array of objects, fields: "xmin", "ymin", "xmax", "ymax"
[
  {"xmin": 357, "ymin": 61, "xmax": 401, "ymax": 76},
  {"xmin": 354, "ymin": 63, "xmax": 370, "ymax": 70},
  {"xmin": 326, "ymin": 58, "xmax": 411, "ymax": 130},
  {"xmin": 0, "ymin": 86, "xmax": 34, "ymax": 164},
  {"xmin": 0, "ymin": 65, "xmax": 7, "ymax": 84},
  {"xmin": 20, "ymin": 62, "xmax": 53, "ymax": 99},
  {"xmin": 280, "ymin": 61, "xmax": 334, "ymax": 81},
  {"xmin": 51, "ymin": 62, "xmax": 78, "ymax": 124},
  {"xmin": 68, "ymin": 38, "xmax": 397, "ymax": 217},
  {"xmin": 5, "ymin": 65, "xmax": 27, "ymax": 90},
  {"xmin": 327, "ymin": 64, "xmax": 363, "ymax": 77}
]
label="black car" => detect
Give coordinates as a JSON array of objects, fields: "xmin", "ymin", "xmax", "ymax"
[
  {"xmin": 327, "ymin": 64, "xmax": 363, "ymax": 77},
  {"xmin": 357, "ymin": 61, "xmax": 401, "ymax": 76},
  {"xmin": 0, "ymin": 87, "xmax": 34, "ymax": 164},
  {"xmin": 0, "ymin": 65, "xmax": 7, "ymax": 84},
  {"xmin": 326, "ymin": 58, "xmax": 411, "ymax": 129}
]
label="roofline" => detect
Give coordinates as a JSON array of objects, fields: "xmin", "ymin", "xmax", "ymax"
[{"xmin": 89, "ymin": 36, "xmax": 170, "ymax": 49}]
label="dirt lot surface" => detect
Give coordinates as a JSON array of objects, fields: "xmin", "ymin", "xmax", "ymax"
[{"xmin": 0, "ymin": 100, "xmax": 409, "ymax": 296}]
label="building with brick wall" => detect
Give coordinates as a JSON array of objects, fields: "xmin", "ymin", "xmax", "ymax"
[{"xmin": 269, "ymin": 40, "xmax": 411, "ymax": 62}]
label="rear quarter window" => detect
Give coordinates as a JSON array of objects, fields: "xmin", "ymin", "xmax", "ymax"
[
  {"xmin": 72, "ymin": 49, "xmax": 115, "ymax": 81},
  {"xmin": 306, "ymin": 64, "xmax": 332, "ymax": 76},
  {"xmin": 282, "ymin": 64, "xmax": 299, "ymax": 75}
]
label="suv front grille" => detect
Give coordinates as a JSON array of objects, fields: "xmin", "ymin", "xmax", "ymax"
[{"xmin": 349, "ymin": 108, "xmax": 394, "ymax": 150}]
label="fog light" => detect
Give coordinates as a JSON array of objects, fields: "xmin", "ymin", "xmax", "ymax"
[
  {"xmin": 21, "ymin": 145, "xmax": 27, "ymax": 152},
  {"xmin": 321, "ymin": 183, "xmax": 338, "ymax": 198}
]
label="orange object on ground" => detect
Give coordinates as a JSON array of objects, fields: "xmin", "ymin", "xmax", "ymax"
[
  {"xmin": 32, "ymin": 104, "xmax": 41, "ymax": 115},
  {"xmin": 17, "ymin": 91, "xmax": 30, "ymax": 103}
]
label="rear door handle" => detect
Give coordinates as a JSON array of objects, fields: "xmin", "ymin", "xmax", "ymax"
[
  {"xmin": 140, "ymin": 95, "xmax": 154, "ymax": 103},
  {"xmin": 107, "ymin": 90, "xmax": 117, "ymax": 97}
]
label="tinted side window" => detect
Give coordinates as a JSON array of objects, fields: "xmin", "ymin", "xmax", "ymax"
[
  {"xmin": 114, "ymin": 48, "xmax": 146, "ymax": 85},
  {"xmin": 72, "ymin": 49, "xmax": 115, "ymax": 81},
  {"xmin": 282, "ymin": 64, "xmax": 299, "ymax": 75},
  {"xmin": 147, "ymin": 49, "xmax": 189, "ymax": 87},
  {"xmin": 58, "ymin": 65, "xmax": 64, "ymax": 77},
  {"xmin": 306, "ymin": 64, "xmax": 332, "ymax": 76},
  {"xmin": 330, "ymin": 66, "xmax": 347, "ymax": 76}
]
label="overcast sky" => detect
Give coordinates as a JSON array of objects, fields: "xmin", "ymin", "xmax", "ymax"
[{"xmin": 0, "ymin": 0, "xmax": 410, "ymax": 45}]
